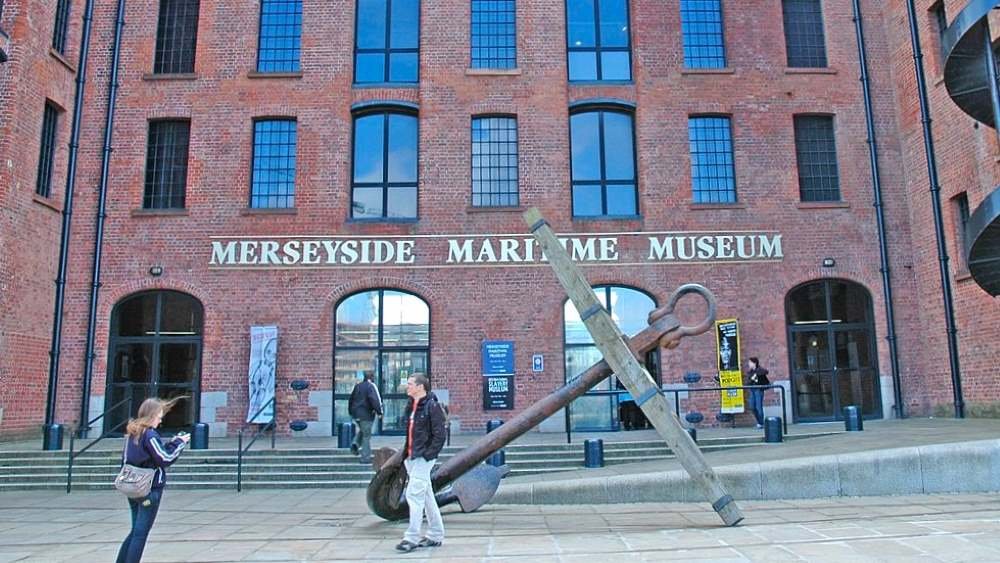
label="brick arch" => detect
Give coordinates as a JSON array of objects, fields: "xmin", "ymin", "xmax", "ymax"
[{"xmin": 102, "ymin": 280, "xmax": 209, "ymax": 329}]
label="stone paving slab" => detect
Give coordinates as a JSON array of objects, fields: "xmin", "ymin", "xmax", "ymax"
[{"xmin": 1, "ymin": 488, "xmax": 1000, "ymax": 561}]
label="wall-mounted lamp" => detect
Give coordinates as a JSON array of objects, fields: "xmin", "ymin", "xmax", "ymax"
[
  {"xmin": 821, "ymin": 258, "xmax": 836, "ymax": 268},
  {"xmin": 149, "ymin": 265, "xmax": 164, "ymax": 277}
]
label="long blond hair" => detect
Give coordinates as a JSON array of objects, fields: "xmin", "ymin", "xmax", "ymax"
[{"xmin": 126, "ymin": 397, "xmax": 187, "ymax": 443}]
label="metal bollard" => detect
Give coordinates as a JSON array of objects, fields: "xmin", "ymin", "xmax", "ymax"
[
  {"xmin": 843, "ymin": 405, "xmax": 863, "ymax": 431},
  {"xmin": 486, "ymin": 419, "xmax": 503, "ymax": 433},
  {"xmin": 337, "ymin": 422, "xmax": 355, "ymax": 449},
  {"xmin": 686, "ymin": 427, "xmax": 697, "ymax": 443},
  {"xmin": 764, "ymin": 416, "xmax": 782, "ymax": 443},
  {"xmin": 43, "ymin": 424, "xmax": 64, "ymax": 451},
  {"xmin": 486, "ymin": 449, "xmax": 506, "ymax": 467},
  {"xmin": 191, "ymin": 423, "xmax": 209, "ymax": 449},
  {"xmin": 584, "ymin": 438, "xmax": 604, "ymax": 468}
]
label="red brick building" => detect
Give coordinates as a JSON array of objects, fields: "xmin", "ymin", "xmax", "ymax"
[{"xmin": 1, "ymin": 0, "xmax": 997, "ymax": 441}]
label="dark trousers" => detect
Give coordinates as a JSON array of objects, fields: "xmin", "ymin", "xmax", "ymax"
[
  {"xmin": 116, "ymin": 488, "xmax": 162, "ymax": 563},
  {"xmin": 749, "ymin": 388, "xmax": 765, "ymax": 426},
  {"xmin": 353, "ymin": 418, "xmax": 374, "ymax": 461}
]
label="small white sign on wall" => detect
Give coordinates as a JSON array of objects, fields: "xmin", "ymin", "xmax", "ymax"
[{"xmin": 532, "ymin": 354, "xmax": 544, "ymax": 373}]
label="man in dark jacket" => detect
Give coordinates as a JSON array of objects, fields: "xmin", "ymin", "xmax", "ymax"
[
  {"xmin": 395, "ymin": 373, "xmax": 446, "ymax": 553},
  {"xmin": 348, "ymin": 373, "xmax": 382, "ymax": 463}
]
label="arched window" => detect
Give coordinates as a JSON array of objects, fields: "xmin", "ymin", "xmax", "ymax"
[
  {"xmin": 569, "ymin": 107, "xmax": 638, "ymax": 218},
  {"xmin": 785, "ymin": 279, "xmax": 880, "ymax": 421},
  {"xmin": 106, "ymin": 290, "xmax": 203, "ymax": 433},
  {"xmin": 334, "ymin": 289, "xmax": 430, "ymax": 435},
  {"xmin": 351, "ymin": 108, "xmax": 419, "ymax": 220},
  {"xmin": 564, "ymin": 285, "xmax": 657, "ymax": 431}
]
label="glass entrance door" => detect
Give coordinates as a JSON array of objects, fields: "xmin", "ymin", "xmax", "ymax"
[
  {"xmin": 105, "ymin": 291, "xmax": 203, "ymax": 434},
  {"xmin": 786, "ymin": 280, "xmax": 881, "ymax": 422}
]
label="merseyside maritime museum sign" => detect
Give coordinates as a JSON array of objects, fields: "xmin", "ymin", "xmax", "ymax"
[{"xmin": 209, "ymin": 231, "xmax": 783, "ymax": 269}]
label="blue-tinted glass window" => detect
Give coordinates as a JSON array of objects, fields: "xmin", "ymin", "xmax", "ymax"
[
  {"xmin": 471, "ymin": 0, "xmax": 516, "ymax": 69},
  {"xmin": 566, "ymin": 0, "xmax": 631, "ymax": 81},
  {"xmin": 472, "ymin": 116, "xmax": 519, "ymax": 207},
  {"xmin": 352, "ymin": 111, "xmax": 418, "ymax": 219},
  {"xmin": 154, "ymin": 0, "xmax": 200, "ymax": 74},
  {"xmin": 782, "ymin": 0, "xmax": 826, "ymax": 67},
  {"xmin": 570, "ymin": 109, "xmax": 637, "ymax": 217},
  {"xmin": 251, "ymin": 119, "xmax": 297, "ymax": 209},
  {"xmin": 794, "ymin": 115, "xmax": 839, "ymax": 202},
  {"xmin": 52, "ymin": 0, "xmax": 71, "ymax": 54},
  {"xmin": 257, "ymin": 0, "xmax": 302, "ymax": 72},
  {"xmin": 689, "ymin": 116, "xmax": 736, "ymax": 203},
  {"xmin": 355, "ymin": 0, "xmax": 419, "ymax": 83},
  {"xmin": 681, "ymin": 0, "xmax": 725, "ymax": 68}
]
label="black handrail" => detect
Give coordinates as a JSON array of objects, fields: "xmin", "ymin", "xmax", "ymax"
[
  {"xmin": 236, "ymin": 397, "xmax": 276, "ymax": 492},
  {"xmin": 660, "ymin": 385, "xmax": 788, "ymax": 436},
  {"xmin": 66, "ymin": 396, "xmax": 131, "ymax": 493}
]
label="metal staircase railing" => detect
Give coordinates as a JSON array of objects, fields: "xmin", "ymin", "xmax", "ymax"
[{"xmin": 942, "ymin": 0, "xmax": 1000, "ymax": 296}]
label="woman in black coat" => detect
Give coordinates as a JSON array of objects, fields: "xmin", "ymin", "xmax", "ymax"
[{"xmin": 746, "ymin": 357, "xmax": 770, "ymax": 428}]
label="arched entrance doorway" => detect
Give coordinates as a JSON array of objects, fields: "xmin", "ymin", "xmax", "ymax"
[
  {"xmin": 785, "ymin": 280, "xmax": 881, "ymax": 421},
  {"xmin": 564, "ymin": 285, "xmax": 659, "ymax": 431},
  {"xmin": 334, "ymin": 289, "xmax": 430, "ymax": 435},
  {"xmin": 105, "ymin": 290, "xmax": 203, "ymax": 433}
]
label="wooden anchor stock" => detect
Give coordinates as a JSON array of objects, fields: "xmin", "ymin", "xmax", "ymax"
[{"xmin": 366, "ymin": 208, "xmax": 742, "ymax": 527}]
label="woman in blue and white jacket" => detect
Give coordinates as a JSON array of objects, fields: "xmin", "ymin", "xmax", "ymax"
[{"xmin": 116, "ymin": 397, "xmax": 189, "ymax": 563}]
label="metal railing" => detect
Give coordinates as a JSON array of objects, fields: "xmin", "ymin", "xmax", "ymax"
[
  {"xmin": 563, "ymin": 383, "xmax": 788, "ymax": 442},
  {"xmin": 236, "ymin": 397, "xmax": 276, "ymax": 492},
  {"xmin": 663, "ymin": 384, "xmax": 788, "ymax": 436},
  {"xmin": 66, "ymin": 396, "xmax": 131, "ymax": 493}
]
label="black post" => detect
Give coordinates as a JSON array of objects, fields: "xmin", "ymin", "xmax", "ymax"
[
  {"xmin": 44, "ymin": 0, "xmax": 98, "ymax": 448},
  {"xmin": 904, "ymin": 0, "xmax": 965, "ymax": 418},
  {"xmin": 79, "ymin": 0, "xmax": 127, "ymax": 438},
  {"xmin": 852, "ymin": 0, "xmax": 905, "ymax": 418}
]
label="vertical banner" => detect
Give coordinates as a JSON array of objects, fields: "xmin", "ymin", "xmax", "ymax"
[
  {"xmin": 716, "ymin": 319, "xmax": 745, "ymax": 413},
  {"xmin": 247, "ymin": 326, "xmax": 278, "ymax": 423}
]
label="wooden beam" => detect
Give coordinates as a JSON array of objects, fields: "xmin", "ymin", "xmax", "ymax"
[{"xmin": 524, "ymin": 207, "xmax": 744, "ymax": 527}]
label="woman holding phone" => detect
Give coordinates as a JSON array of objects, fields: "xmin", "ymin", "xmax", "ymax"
[{"xmin": 116, "ymin": 397, "xmax": 190, "ymax": 563}]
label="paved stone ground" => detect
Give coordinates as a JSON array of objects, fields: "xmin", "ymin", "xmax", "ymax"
[{"xmin": 2, "ymin": 488, "xmax": 1000, "ymax": 562}]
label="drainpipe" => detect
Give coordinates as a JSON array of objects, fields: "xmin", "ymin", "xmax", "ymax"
[
  {"xmin": 43, "ymin": 0, "xmax": 98, "ymax": 449},
  {"xmin": 904, "ymin": 0, "xmax": 965, "ymax": 418},
  {"xmin": 851, "ymin": 0, "xmax": 904, "ymax": 417},
  {"xmin": 79, "ymin": 0, "xmax": 126, "ymax": 438}
]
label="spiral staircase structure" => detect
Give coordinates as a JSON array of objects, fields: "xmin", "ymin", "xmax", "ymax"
[{"xmin": 943, "ymin": 0, "xmax": 1000, "ymax": 296}]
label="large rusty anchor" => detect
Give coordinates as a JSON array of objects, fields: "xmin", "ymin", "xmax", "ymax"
[{"xmin": 366, "ymin": 283, "xmax": 717, "ymax": 521}]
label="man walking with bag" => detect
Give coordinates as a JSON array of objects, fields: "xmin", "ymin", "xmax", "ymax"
[
  {"xmin": 395, "ymin": 373, "xmax": 446, "ymax": 553},
  {"xmin": 348, "ymin": 372, "xmax": 383, "ymax": 464}
]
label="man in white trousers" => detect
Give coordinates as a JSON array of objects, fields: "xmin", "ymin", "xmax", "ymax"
[{"xmin": 395, "ymin": 373, "xmax": 447, "ymax": 553}]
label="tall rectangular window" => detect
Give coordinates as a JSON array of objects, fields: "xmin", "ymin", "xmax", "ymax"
[
  {"xmin": 782, "ymin": 0, "xmax": 826, "ymax": 68},
  {"xmin": 52, "ymin": 0, "xmax": 71, "ymax": 54},
  {"xmin": 954, "ymin": 192, "xmax": 971, "ymax": 269},
  {"xmin": 566, "ymin": 0, "xmax": 631, "ymax": 81},
  {"xmin": 471, "ymin": 0, "xmax": 516, "ymax": 69},
  {"xmin": 794, "ymin": 115, "xmax": 840, "ymax": 202},
  {"xmin": 929, "ymin": 2, "xmax": 947, "ymax": 70},
  {"xmin": 251, "ymin": 119, "xmax": 297, "ymax": 209},
  {"xmin": 143, "ymin": 120, "xmax": 191, "ymax": 209},
  {"xmin": 35, "ymin": 103, "xmax": 60, "ymax": 198},
  {"xmin": 681, "ymin": 0, "xmax": 725, "ymax": 69},
  {"xmin": 154, "ymin": 0, "xmax": 200, "ymax": 74},
  {"xmin": 472, "ymin": 116, "xmax": 518, "ymax": 207},
  {"xmin": 257, "ymin": 0, "xmax": 302, "ymax": 72},
  {"xmin": 570, "ymin": 109, "xmax": 637, "ymax": 217},
  {"xmin": 688, "ymin": 116, "xmax": 736, "ymax": 203},
  {"xmin": 352, "ymin": 111, "xmax": 418, "ymax": 219},
  {"xmin": 354, "ymin": 0, "xmax": 419, "ymax": 84}
]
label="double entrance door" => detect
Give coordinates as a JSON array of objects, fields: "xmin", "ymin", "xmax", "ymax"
[{"xmin": 787, "ymin": 280, "xmax": 881, "ymax": 421}]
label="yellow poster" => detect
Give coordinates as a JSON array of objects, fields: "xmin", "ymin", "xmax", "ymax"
[{"xmin": 716, "ymin": 319, "xmax": 744, "ymax": 413}]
